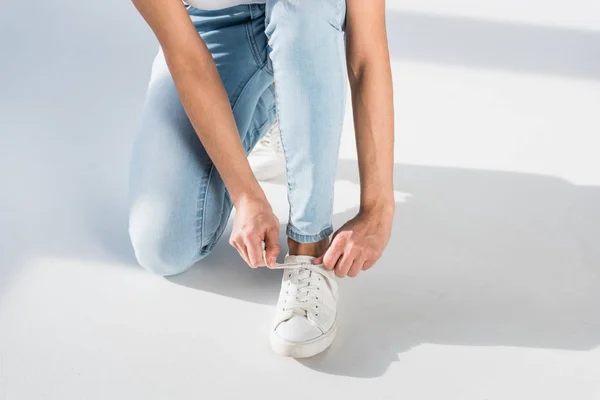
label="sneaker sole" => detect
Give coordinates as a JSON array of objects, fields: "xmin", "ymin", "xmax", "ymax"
[{"xmin": 270, "ymin": 323, "xmax": 338, "ymax": 359}]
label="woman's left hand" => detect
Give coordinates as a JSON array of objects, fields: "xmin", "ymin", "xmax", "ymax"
[{"xmin": 314, "ymin": 206, "xmax": 394, "ymax": 278}]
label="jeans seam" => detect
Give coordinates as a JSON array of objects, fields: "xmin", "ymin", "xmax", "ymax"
[
  {"xmin": 269, "ymin": 74, "xmax": 294, "ymax": 233},
  {"xmin": 194, "ymin": 163, "xmax": 213, "ymax": 258},
  {"xmin": 231, "ymin": 67, "xmax": 262, "ymax": 115},
  {"xmin": 287, "ymin": 224, "xmax": 333, "ymax": 243},
  {"xmin": 200, "ymin": 193, "xmax": 233, "ymax": 254},
  {"xmin": 266, "ymin": 9, "xmax": 293, "ymax": 234},
  {"xmin": 246, "ymin": 20, "xmax": 268, "ymax": 72}
]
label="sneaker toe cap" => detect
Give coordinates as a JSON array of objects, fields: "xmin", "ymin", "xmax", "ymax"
[{"xmin": 275, "ymin": 316, "xmax": 321, "ymax": 342}]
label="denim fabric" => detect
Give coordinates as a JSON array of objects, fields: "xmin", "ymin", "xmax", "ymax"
[{"xmin": 128, "ymin": 0, "xmax": 347, "ymax": 276}]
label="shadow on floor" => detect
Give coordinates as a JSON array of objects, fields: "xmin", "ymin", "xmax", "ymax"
[
  {"xmin": 386, "ymin": 10, "xmax": 600, "ymax": 80},
  {"xmin": 169, "ymin": 160, "xmax": 600, "ymax": 378},
  {"xmin": 1, "ymin": 1, "xmax": 599, "ymax": 378}
]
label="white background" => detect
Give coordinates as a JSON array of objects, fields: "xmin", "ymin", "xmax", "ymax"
[{"xmin": 1, "ymin": 0, "xmax": 599, "ymax": 398}]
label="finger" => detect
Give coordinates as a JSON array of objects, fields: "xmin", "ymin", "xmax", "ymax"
[
  {"xmin": 245, "ymin": 235, "xmax": 265, "ymax": 268},
  {"xmin": 313, "ymin": 247, "xmax": 327, "ymax": 265},
  {"xmin": 347, "ymin": 259, "xmax": 365, "ymax": 278},
  {"xmin": 313, "ymin": 227, "xmax": 346, "ymax": 265},
  {"xmin": 264, "ymin": 228, "xmax": 280, "ymax": 268},
  {"xmin": 334, "ymin": 252, "xmax": 353, "ymax": 278},
  {"xmin": 362, "ymin": 260, "xmax": 376, "ymax": 271},
  {"xmin": 313, "ymin": 237, "xmax": 333, "ymax": 265},
  {"xmin": 322, "ymin": 237, "xmax": 345, "ymax": 270},
  {"xmin": 232, "ymin": 241, "xmax": 251, "ymax": 267},
  {"xmin": 330, "ymin": 228, "xmax": 341, "ymax": 243}
]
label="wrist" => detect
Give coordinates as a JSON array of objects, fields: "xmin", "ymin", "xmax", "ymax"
[
  {"xmin": 232, "ymin": 186, "xmax": 268, "ymax": 208},
  {"xmin": 359, "ymin": 194, "xmax": 395, "ymax": 217}
]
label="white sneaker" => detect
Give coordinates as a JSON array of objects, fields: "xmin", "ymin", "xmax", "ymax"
[
  {"xmin": 270, "ymin": 255, "xmax": 339, "ymax": 358},
  {"xmin": 248, "ymin": 121, "xmax": 286, "ymax": 181}
]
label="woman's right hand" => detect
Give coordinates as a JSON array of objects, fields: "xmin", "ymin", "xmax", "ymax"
[
  {"xmin": 131, "ymin": 1, "xmax": 280, "ymax": 268},
  {"xmin": 229, "ymin": 195, "xmax": 280, "ymax": 268}
]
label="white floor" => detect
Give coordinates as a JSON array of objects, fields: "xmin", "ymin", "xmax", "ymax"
[{"xmin": 1, "ymin": 1, "xmax": 600, "ymax": 398}]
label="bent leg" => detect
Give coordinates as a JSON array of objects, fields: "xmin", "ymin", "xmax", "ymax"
[
  {"xmin": 265, "ymin": 0, "xmax": 348, "ymax": 243},
  {"xmin": 129, "ymin": 5, "xmax": 275, "ymax": 276}
]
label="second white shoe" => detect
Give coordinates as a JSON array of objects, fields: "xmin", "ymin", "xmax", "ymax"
[
  {"xmin": 248, "ymin": 121, "xmax": 286, "ymax": 181},
  {"xmin": 270, "ymin": 255, "xmax": 339, "ymax": 358}
]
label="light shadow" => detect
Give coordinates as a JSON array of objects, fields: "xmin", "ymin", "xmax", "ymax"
[
  {"xmin": 170, "ymin": 160, "xmax": 600, "ymax": 377},
  {"xmin": 1, "ymin": 0, "xmax": 599, "ymax": 379},
  {"xmin": 0, "ymin": 0, "xmax": 152, "ymax": 298},
  {"xmin": 386, "ymin": 10, "xmax": 600, "ymax": 80}
]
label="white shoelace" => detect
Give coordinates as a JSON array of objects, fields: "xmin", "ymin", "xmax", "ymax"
[{"xmin": 271, "ymin": 261, "xmax": 325, "ymax": 317}]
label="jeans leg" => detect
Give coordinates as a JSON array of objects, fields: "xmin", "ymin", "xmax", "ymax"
[
  {"xmin": 128, "ymin": 5, "xmax": 275, "ymax": 276},
  {"xmin": 265, "ymin": 0, "xmax": 348, "ymax": 243}
]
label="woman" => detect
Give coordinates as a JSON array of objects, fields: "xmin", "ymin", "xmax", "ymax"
[{"xmin": 128, "ymin": 0, "xmax": 395, "ymax": 358}]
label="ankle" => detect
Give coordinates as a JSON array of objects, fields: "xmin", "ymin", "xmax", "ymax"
[{"xmin": 288, "ymin": 237, "xmax": 329, "ymax": 258}]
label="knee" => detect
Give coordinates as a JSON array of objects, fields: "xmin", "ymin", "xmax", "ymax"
[
  {"xmin": 130, "ymin": 230, "xmax": 196, "ymax": 277},
  {"xmin": 129, "ymin": 204, "xmax": 200, "ymax": 277}
]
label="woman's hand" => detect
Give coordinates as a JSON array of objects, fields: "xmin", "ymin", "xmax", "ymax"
[
  {"xmin": 229, "ymin": 195, "xmax": 280, "ymax": 268},
  {"xmin": 322, "ymin": 0, "xmax": 394, "ymax": 278},
  {"xmin": 314, "ymin": 205, "xmax": 394, "ymax": 278}
]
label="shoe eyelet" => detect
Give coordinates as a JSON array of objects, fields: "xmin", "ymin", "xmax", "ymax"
[
  {"xmin": 315, "ymin": 305, "xmax": 319, "ymax": 309},
  {"xmin": 315, "ymin": 313, "xmax": 319, "ymax": 317}
]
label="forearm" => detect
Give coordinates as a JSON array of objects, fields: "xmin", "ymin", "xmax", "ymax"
[
  {"xmin": 168, "ymin": 52, "xmax": 265, "ymax": 205},
  {"xmin": 349, "ymin": 62, "xmax": 395, "ymax": 214},
  {"xmin": 133, "ymin": 0, "xmax": 265, "ymax": 206}
]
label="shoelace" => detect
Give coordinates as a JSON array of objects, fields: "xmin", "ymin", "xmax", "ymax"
[{"xmin": 270, "ymin": 262, "xmax": 325, "ymax": 317}]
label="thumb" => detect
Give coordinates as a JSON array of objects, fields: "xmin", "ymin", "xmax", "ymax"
[
  {"xmin": 314, "ymin": 230, "xmax": 337, "ymax": 265},
  {"xmin": 264, "ymin": 229, "xmax": 280, "ymax": 268},
  {"xmin": 313, "ymin": 247, "xmax": 328, "ymax": 264}
]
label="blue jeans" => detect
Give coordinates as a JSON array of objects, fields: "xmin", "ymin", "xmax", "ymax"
[{"xmin": 128, "ymin": 1, "xmax": 347, "ymax": 276}]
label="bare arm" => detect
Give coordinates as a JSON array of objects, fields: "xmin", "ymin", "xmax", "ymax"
[
  {"xmin": 316, "ymin": 0, "xmax": 395, "ymax": 276},
  {"xmin": 346, "ymin": 0, "xmax": 395, "ymax": 215},
  {"xmin": 132, "ymin": 0, "xmax": 264, "ymax": 206},
  {"xmin": 132, "ymin": 0, "xmax": 279, "ymax": 267}
]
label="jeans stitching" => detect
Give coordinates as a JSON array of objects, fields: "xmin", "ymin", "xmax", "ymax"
[
  {"xmin": 269, "ymin": 73, "xmax": 294, "ymax": 236},
  {"xmin": 194, "ymin": 162, "xmax": 213, "ymax": 257},
  {"xmin": 246, "ymin": 16, "xmax": 269, "ymax": 72},
  {"xmin": 231, "ymin": 67, "xmax": 262, "ymax": 114},
  {"xmin": 200, "ymin": 194, "xmax": 233, "ymax": 253},
  {"xmin": 244, "ymin": 104, "xmax": 277, "ymax": 150},
  {"xmin": 287, "ymin": 224, "xmax": 333, "ymax": 243},
  {"xmin": 263, "ymin": 0, "xmax": 293, "ymax": 229}
]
